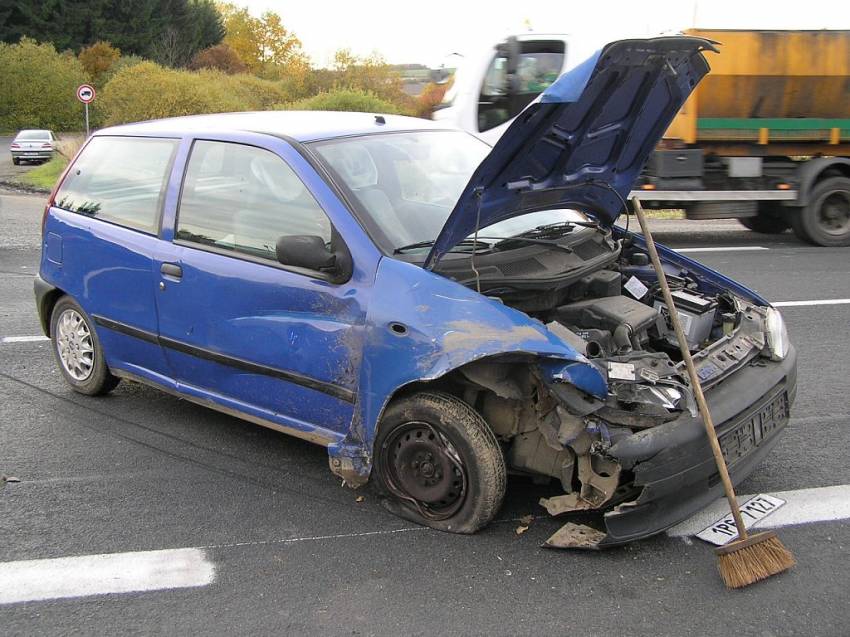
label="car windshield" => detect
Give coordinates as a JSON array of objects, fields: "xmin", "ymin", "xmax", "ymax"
[
  {"xmin": 16, "ymin": 130, "xmax": 50, "ymax": 141},
  {"xmin": 311, "ymin": 130, "xmax": 591, "ymax": 253}
]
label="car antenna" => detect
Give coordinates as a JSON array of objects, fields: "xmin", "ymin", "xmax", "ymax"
[{"xmin": 374, "ymin": 115, "xmax": 386, "ymax": 125}]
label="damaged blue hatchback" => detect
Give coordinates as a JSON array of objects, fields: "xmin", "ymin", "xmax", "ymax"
[{"xmin": 36, "ymin": 37, "xmax": 796, "ymax": 547}]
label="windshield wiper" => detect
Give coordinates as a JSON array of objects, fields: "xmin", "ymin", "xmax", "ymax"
[{"xmin": 393, "ymin": 238, "xmax": 492, "ymax": 254}]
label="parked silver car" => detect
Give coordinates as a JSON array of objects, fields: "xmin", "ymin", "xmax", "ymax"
[{"xmin": 10, "ymin": 129, "xmax": 56, "ymax": 165}]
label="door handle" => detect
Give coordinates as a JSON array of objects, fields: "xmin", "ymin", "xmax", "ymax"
[{"xmin": 160, "ymin": 263, "xmax": 182, "ymax": 278}]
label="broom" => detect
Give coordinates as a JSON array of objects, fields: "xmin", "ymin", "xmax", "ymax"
[{"xmin": 630, "ymin": 196, "xmax": 795, "ymax": 588}]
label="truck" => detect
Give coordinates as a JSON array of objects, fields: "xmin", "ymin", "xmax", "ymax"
[{"xmin": 434, "ymin": 29, "xmax": 850, "ymax": 246}]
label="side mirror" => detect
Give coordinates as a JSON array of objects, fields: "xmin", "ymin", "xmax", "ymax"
[
  {"xmin": 276, "ymin": 235, "xmax": 336, "ymax": 272},
  {"xmin": 497, "ymin": 36, "xmax": 521, "ymax": 95}
]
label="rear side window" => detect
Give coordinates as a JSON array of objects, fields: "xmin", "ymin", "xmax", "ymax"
[
  {"xmin": 55, "ymin": 136, "xmax": 178, "ymax": 234},
  {"xmin": 176, "ymin": 140, "xmax": 332, "ymax": 262}
]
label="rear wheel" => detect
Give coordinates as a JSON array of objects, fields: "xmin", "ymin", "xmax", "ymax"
[
  {"xmin": 12, "ymin": 157, "xmax": 19, "ymax": 165},
  {"xmin": 50, "ymin": 296, "xmax": 120, "ymax": 395},
  {"xmin": 792, "ymin": 177, "xmax": 850, "ymax": 246},
  {"xmin": 738, "ymin": 203, "xmax": 790, "ymax": 234},
  {"xmin": 373, "ymin": 392, "xmax": 506, "ymax": 534}
]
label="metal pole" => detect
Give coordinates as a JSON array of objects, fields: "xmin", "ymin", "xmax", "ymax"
[{"xmin": 85, "ymin": 103, "xmax": 90, "ymax": 138}]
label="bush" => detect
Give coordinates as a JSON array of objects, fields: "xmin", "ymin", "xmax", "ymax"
[
  {"xmin": 188, "ymin": 43, "xmax": 247, "ymax": 74},
  {"xmin": 281, "ymin": 89, "xmax": 403, "ymax": 114},
  {"xmin": 100, "ymin": 61, "xmax": 293, "ymax": 125},
  {"xmin": 413, "ymin": 82, "xmax": 450, "ymax": 119},
  {"xmin": 79, "ymin": 41, "xmax": 121, "ymax": 81},
  {"xmin": 0, "ymin": 38, "xmax": 89, "ymax": 131}
]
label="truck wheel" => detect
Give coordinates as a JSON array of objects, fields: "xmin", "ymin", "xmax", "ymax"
[
  {"xmin": 738, "ymin": 212, "xmax": 791, "ymax": 234},
  {"xmin": 792, "ymin": 177, "xmax": 850, "ymax": 246},
  {"xmin": 50, "ymin": 296, "xmax": 120, "ymax": 396},
  {"xmin": 373, "ymin": 392, "xmax": 506, "ymax": 534}
]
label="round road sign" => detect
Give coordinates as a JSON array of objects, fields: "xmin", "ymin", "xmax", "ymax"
[{"xmin": 77, "ymin": 84, "xmax": 96, "ymax": 104}]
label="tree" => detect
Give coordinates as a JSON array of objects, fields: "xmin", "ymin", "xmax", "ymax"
[
  {"xmin": 218, "ymin": 3, "xmax": 309, "ymax": 78},
  {"xmin": 79, "ymin": 41, "xmax": 121, "ymax": 82},
  {"xmin": 189, "ymin": 43, "xmax": 247, "ymax": 74},
  {"xmin": 306, "ymin": 48, "xmax": 411, "ymax": 109},
  {"xmin": 0, "ymin": 0, "xmax": 224, "ymax": 65}
]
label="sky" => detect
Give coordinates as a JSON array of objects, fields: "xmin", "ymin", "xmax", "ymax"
[{"xmin": 240, "ymin": 0, "xmax": 849, "ymax": 67}]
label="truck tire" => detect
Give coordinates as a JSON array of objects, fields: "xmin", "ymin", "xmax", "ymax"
[
  {"xmin": 738, "ymin": 203, "xmax": 790, "ymax": 234},
  {"xmin": 373, "ymin": 391, "xmax": 506, "ymax": 534},
  {"xmin": 792, "ymin": 177, "xmax": 850, "ymax": 246}
]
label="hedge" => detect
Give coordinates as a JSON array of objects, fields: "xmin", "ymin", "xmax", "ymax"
[
  {"xmin": 281, "ymin": 89, "xmax": 404, "ymax": 114},
  {"xmin": 0, "ymin": 39, "xmax": 89, "ymax": 131}
]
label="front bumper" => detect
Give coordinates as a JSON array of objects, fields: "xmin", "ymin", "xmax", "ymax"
[{"xmin": 596, "ymin": 345, "xmax": 798, "ymax": 547}]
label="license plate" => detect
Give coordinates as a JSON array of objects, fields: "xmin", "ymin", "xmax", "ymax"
[
  {"xmin": 24, "ymin": 152, "xmax": 39, "ymax": 157},
  {"xmin": 719, "ymin": 391, "xmax": 788, "ymax": 465},
  {"xmin": 696, "ymin": 494, "xmax": 786, "ymax": 545}
]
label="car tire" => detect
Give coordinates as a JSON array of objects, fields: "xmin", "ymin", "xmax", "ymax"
[
  {"xmin": 50, "ymin": 296, "xmax": 120, "ymax": 396},
  {"xmin": 792, "ymin": 177, "xmax": 850, "ymax": 247},
  {"xmin": 738, "ymin": 204, "xmax": 789, "ymax": 234},
  {"xmin": 12, "ymin": 158, "xmax": 19, "ymax": 165},
  {"xmin": 373, "ymin": 391, "xmax": 506, "ymax": 534}
]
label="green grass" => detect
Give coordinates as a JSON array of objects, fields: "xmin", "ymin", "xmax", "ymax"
[
  {"xmin": 639, "ymin": 208, "xmax": 685, "ymax": 220},
  {"xmin": 16, "ymin": 155, "xmax": 68, "ymax": 191}
]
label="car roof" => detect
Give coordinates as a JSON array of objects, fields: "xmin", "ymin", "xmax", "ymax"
[
  {"xmin": 96, "ymin": 111, "xmax": 452, "ymax": 143},
  {"xmin": 16, "ymin": 129, "xmax": 52, "ymax": 135}
]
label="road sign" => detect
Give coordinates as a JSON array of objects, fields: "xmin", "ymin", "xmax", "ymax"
[{"xmin": 77, "ymin": 84, "xmax": 96, "ymax": 104}]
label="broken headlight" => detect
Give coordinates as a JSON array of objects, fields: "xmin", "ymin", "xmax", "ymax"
[{"xmin": 765, "ymin": 307, "xmax": 790, "ymax": 361}]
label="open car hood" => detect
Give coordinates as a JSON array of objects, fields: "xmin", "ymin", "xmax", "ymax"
[{"xmin": 424, "ymin": 36, "xmax": 716, "ymax": 269}]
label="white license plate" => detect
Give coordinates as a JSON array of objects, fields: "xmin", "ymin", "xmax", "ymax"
[
  {"xmin": 24, "ymin": 152, "xmax": 40, "ymax": 157},
  {"xmin": 696, "ymin": 493, "xmax": 786, "ymax": 545}
]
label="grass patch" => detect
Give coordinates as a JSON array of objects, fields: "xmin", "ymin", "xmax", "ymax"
[
  {"xmin": 16, "ymin": 155, "xmax": 68, "ymax": 191},
  {"xmin": 639, "ymin": 208, "xmax": 685, "ymax": 220}
]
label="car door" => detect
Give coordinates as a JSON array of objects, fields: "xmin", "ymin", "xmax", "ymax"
[
  {"xmin": 45, "ymin": 134, "xmax": 179, "ymax": 379},
  {"xmin": 154, "ymin": 135, "xmax": 372, "ymax": 440}
]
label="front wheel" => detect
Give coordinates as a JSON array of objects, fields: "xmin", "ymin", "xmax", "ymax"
[
  {"xmin": 373, "ymin": 392, "xmax": 506, "ymax": 534},
  {"xmin": 50, "ymin": 296, "xmax": 120, "ymax": 395},
  {"xmin": 792, "ymin": 177, "xmax": 850, "ymax": 246}
]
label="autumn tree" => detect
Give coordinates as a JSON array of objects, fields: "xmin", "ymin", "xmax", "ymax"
[
  {"xmin": 218, "ymin": 3, "xmax": 309, "ymax": 80},
  {"xmin": 189, "ymin": 43, "xmax": 247, "ymax": 74},
  {"xmin": 79, "ymin": 41, "xmax": 121, "ymax": 82}
]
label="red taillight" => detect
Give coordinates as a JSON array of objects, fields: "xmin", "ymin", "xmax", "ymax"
[
  {"xmin": 41, "ymin": 143, "xmax": 52, "ymax": 148},
  {"xmin": 11, "ymin": 143, "xmax": 20, "ymax": 148}
]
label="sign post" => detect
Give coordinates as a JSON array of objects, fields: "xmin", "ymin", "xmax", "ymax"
[{"xmin": 76, "ymin": 84, "xmax": 96, "ymax": 137}]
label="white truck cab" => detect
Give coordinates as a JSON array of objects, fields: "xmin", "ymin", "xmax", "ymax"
[{"xmin": 433, "ymin": 34, "xmax": 580, "ymax": 144}]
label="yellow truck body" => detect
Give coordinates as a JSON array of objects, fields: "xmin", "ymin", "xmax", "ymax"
[{"xmin": 666, "ymin": 29, "xmax": 850, "ymax": 153}]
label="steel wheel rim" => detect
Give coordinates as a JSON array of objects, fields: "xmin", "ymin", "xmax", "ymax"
[
  {"xmin": 56, "ymin": 309, "xmax": 95, "ymax": 381},
  {"xmin": 379, "ymin": 421, "xmax": 468, "ymax": 520},
  {"xmin": 818, "ymin": 191, "xmax": 850, "ymax": 236}
]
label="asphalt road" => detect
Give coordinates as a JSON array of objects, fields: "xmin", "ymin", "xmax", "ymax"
[{"xmin": 1, "ymin": 190, "xmax": 849, "ymax": 636}]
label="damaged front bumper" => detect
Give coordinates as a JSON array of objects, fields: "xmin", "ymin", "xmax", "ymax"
[{"xmin": 546, "ymin": 344, "xmax": 797, "ymax": 548}]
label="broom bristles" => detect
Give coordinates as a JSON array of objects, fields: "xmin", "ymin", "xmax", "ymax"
[{"xmin": 715, "ymin": 532, "xmax": 796, "ymax": 588}]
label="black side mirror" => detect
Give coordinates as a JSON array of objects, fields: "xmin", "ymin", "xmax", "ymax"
[
  {"xmin": 498, "ymin": 36, "xmax": 521, "ymax": 95},
  {"xmin": 276, "ymin": 235, "xmax": 335, "ymax": 271}
]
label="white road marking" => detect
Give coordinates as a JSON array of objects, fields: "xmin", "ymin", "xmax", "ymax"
[
  {"xmin": 1, "ymin": 335, "xmax": 49, "ymax": 343},
  {"xmin": 202, "ymin": 526, "xmax": 430, "ymax": 550},
  {"xmin": 667, "ymin": 484, "xmax": 850, "ymax": 538},
  {"xmin": 0, "ymin": 548, "xmax": 215, "ymax": 605},
  {"xmin": 773, "ymin": 299, "xmax": 850, "ymax": 307},
  {"xmin": 675, "ymin": 246, "xmax": 769, "ymax": 253}
]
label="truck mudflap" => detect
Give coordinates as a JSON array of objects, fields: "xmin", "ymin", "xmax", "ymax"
[{"xmin": 543, "ymin": 345, "xmax": 797, "ymax": 549}]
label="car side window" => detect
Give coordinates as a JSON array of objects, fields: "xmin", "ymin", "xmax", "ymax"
[
  {"xmin": 478, "ymin": 43, "xmax": 565, "ymax": 133},
  {"xmin": 54, "ymin": 136, "xmax": 178, "ymax": 234},
  {"xmin": 176, "ymin": 140, "xmax": 332, "ymax": 263}
]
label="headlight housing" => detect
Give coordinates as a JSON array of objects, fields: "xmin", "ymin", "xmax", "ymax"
[{"xmin": 765, "ymin": 307, "xmax": 790, "ymax": 361}]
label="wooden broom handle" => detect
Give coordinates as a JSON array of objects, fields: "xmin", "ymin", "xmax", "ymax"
[{"xmin": 630, "ymin": 197, "xmax": 749, "ymax": 540}]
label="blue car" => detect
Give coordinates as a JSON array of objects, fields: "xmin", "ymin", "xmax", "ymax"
[{"xmin": 36, "ymin": 37, "xmax": 795, "ymax": 547}]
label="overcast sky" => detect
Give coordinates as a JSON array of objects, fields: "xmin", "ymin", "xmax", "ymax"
[{"xmin": 241, "ymin": 0, "xmax": 848, "ymax": 66}]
